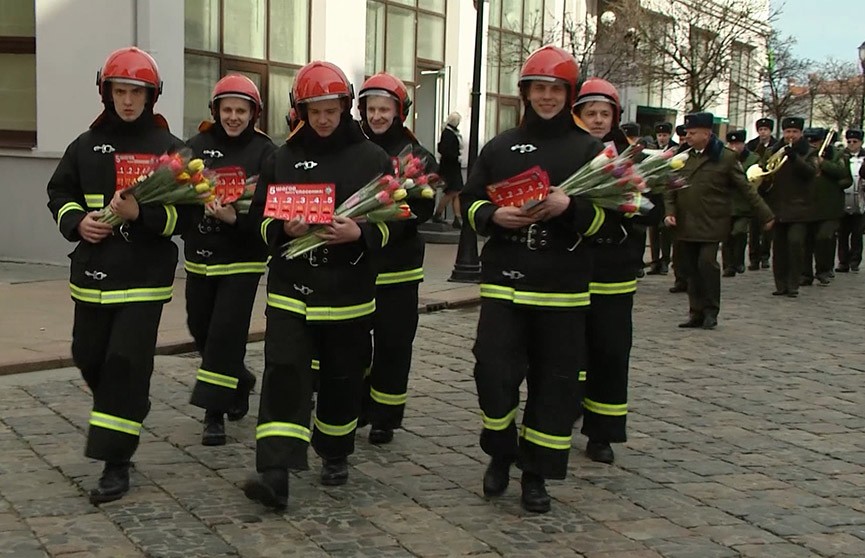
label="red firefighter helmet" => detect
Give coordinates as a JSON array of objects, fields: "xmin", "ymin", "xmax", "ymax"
[
  {"xmin": 290, "ymin": 61, "xmax": 354, "ymax": 109},
  {"xmin": 518, "ymin": 45, "xmax": 580, "ymax": 106},
  {"xmin": 96, "ymin": 46, "xmax": 163, "ymax": 103},
  {"xmin": 358, "ymin": 72, "xmax": 412, "ymax": 122},
  {"xmin": 574, "ymin": 78, "xmax": 622, "ymax": 124},
  {"xmin": 209, "ymin": 74, "xmax": 262, "ymax": 119}
]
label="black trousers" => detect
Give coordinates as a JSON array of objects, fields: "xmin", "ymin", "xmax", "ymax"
[
  {"xmin": 363, "ymin": 283, "xmax": 419, "ymax": 430},
  {"xmin": 187, "ymin": 273, "xmax": 260, "ymax": 412},
  {"xmin": 671, "ymin": 240, "xmax": 688, "ymax": 287},
  {"xmin": 749, "ymin": 218, "xmax": 773, "ymax": 266},
  {"xmin": 71, "ymin": 302, "xmax": 163, "ymax": 463},
  {"xmin": 838, "ymin": 214, "xmax": 865, "ymax": 267},
  {"xmin": 473, "ymin": 300, "xmax": 585, "ymax": 480},
  {"xmin": 773, "ymin": 222, "xmax": 808, "ymax": 294},
  {"xmin": 678, "ymin": 241, "xmax": 721, "ymax": 319},
  {"xmin": 255, "ymin": 309, "xmax": 372, "ymax": 472},
  {"xmin": 582, "ymin": 294, "xmax": 632, "ymax": 444},
  {"xmin": 721, "ymin": 217, "xmax": 750, "ymax": 271},
  {"xmin": 649, "ymin": 225, "xmax": 672, "ymax": 265},
  {"xmin": 803, "ymin": 220, "xmax": 839, "ymax": 279}
]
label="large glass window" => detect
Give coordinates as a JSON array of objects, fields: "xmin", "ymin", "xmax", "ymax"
[
  {"xmin": 364, "ymin": 0, "xmax": 447, "ymax": 128},
  {"xmin": 0, "ymin": 0, "xmax": 36, "ymax": 148},
  {"xmin": 728, "ymin": 42, "xmax": 752, "ymax": 130},
  {"xmin": 183, "ymin": 0, "xmax": 310, "ymax": 139},
  {"xmin": 486, "ymin": 0, "xmax": 547, "ymax": 138}
]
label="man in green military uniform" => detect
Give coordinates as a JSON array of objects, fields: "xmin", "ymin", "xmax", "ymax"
[
  {"xmin": 746, "ymin": 118, "xmax": 777, "ymax": 270},
  {"xmin": 665, "ymin": 113, "xmax": 774, "ymax": 329},
  {"xmin": 722, "ymin": 130, "xmax": 760, "ymax": 277},
  {"xmin": 802, "ymin": 128, "xmax": 851, "ymax": 286},
  {"xmin": 647, "ymin": 122, "xmax": 678, "ymax": 275},
  {"xmin": 763, "ymin": 117, "xmax": 819, "ymax": 297}
]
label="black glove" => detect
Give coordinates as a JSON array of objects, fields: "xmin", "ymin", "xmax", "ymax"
[{"xmin": 784, "ymin": 145, "xmax": 798, "ymax": 160}]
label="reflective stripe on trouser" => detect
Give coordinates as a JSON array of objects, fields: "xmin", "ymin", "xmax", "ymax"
[
  {"xmin": 473, "ymin": 299, "xmax": 586, "ymax": 479},
  {"xmin": 255, "ymin": 308, "xmax": 372, "ymax": 471},
  {"xmin": 188, "ymin": 274, "xmax": 260, "ymax": 412},
  {"xmin": 72, "ymin": 302, "xmax": 163, "ymax": 462},
  {"xmin": 362, "ymin": 283, "xmax": 418, "ymax": 429},
  {"xmin": 480, "ymin": 284, "xmax": 590, "ymax": 308},
  {"xmin": 70, "ymin": 283, "xmax": 173, "ymax": 305},
  {"xmin": 582, "ymin": 292, "xmax": 632, "ymax": 443}
]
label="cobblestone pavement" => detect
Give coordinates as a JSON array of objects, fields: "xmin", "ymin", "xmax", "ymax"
[{"xmin": 3, "ymin": 268, "xmax": 865, "ymax": 557}]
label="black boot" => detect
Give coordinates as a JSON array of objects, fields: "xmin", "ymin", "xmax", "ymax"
[
  {"xmin": 243, "ymin": 468, "xmax": 288, "ymax": 510},
  {"xmin": 227, "ymin": 370, "xmax": 256, "ymax": 422},
  {"xmin": 659, "ymin": 262, "xmax": 669, "ymax": 274},
  {"xmin": 586, "ymin": 440, "xmax": 615, "ymax": 463},
  {"xmin": 482, "ymin": 457, "xmax": 511, "ymax": 497},
  {"xmin": 368, "ymin": 428, "xmax": 394, "ymax": 445},
  {"xmin": 520, "ymin": 471, "xmax": 551, "ymax": 513},
  {"xmin": 646, "ymin": 263, "xmax": 662, "ymax": 275},
  {"xmin": 89, "ymin": 461, "xmax": 130, "ymax": 504},
  {"xmin": 678, "ymin": 316, "xmax": 703, "ymax": 328},
  {"xmin": 321, "ymin": 458, "xmax": 349, "ymax": 486},
  {"xmin": 202, "ymin": 410, "xmax": 226, "ymax": 446},
  {"xmin": 722, "ymin": 268, "xmax": 736, "ymax": 277}
]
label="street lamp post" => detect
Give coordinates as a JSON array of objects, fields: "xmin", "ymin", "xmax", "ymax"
[
  {"xmin": 858, "ymin": 41, "xmax": 865, "ymax": 129},
  {"xmin": 448, "ymin": 0, "xmax": 485, "ymax": 283}
]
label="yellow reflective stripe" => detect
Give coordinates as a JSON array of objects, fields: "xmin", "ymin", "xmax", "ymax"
[
  {"xmin": 377, "ymin": 222, "xmax": 389, "ymax": 247},
  {"xmin": 313, "ymin": 416, "xmax": 358, "ymax": 437},
  {"xmin": 589, "ymin": 280, "xmax": 637, "ymax": 295},
  {"xmin": 89, "ymin": 411, "xmax": 142, "ymax": 437},
  {"xmin": 184, "ymin": 261, "xmax": 267, "ymax": 276},
  {"xmin": 479, "ymin": 284, "xmax": 590, "ymax": 308},
  {"xmin": 376, "ymin": 267, "xmax": 424, "ymax": 285},
  {"xmin": 306, "ymin": 300, "xmax": 376, "ymax": 322},
  {"xmin": 482, "ymin": 407, "xmax": 518, "ymax": 431},
  {"xmin": 520, "ymin": 425, "xmax": 571, "ymax": 450},
  {"xmin": 468, "ymin": 200, "xmax": 491, "ymax": 232},
  {"xmin": 266, "ymin": 292, "xmax": 307, "ymax": 316},
  {"xmin": 585, "ymin": 205, "xmax": 605, "ymax": 236},
  {"xmin": 582, "ymin": 398, "xmax": 628, "ymax": 416},
  {"xmin": 196, "ymin": 368, "xmax": 239, "ymax": 390},
  {"xmin": 260, "ymin": 217, "xmax": 274, "ymax": 244},
  {"xmin": 57, "ymin": 202, "xmax": 85, "ymax": 227},
  {"xmin": 578, "ymin": 370, "xmax": 586, "ymax": 382},
  {"xmin": 161, "ymin": 205, "xmax": 178, "ymax": 236},
  {"xmin": 311, "ymin": 359, "xmax": 320, "ymax": 371},
  {"xmin": 84, "ymin": 194, "xmax": 104, "ymax": 209},
  {"xmin": 370, "ymin": 387, "xmax": 408, "ymax": 406},
  {"xmin": 256, "ymin": 421, "xmax": 311, "ymax": 442},
  {"xmin": 70, "ymin": 283, "xmax": 173, "ymax": 304}
]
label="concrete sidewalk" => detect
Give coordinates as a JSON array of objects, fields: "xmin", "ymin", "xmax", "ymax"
[{"xmin": 0, "ymin": 244, "xmax": 480, "ymax": 375}]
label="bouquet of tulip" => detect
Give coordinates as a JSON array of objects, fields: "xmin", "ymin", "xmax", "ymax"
[
  {"xmin": 98, "ymin": 149, "xmax": 216, "ymax": 226},
  {"xmin": 634, "ymin": 147, "xmax": 690, "ymax": 194},
  {"xmin": 279, "ymin": 148, "xmax": 437, "ymax": 260}
]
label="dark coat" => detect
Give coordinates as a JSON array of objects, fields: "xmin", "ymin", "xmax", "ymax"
[
  {"xmin": 763, "ymin": 137, "xmax": 819, "ymax": 223},
  {"xmin": 437, "ymin": 125, "xmax": 464, "ymax": 192},
  {"xmin": 665, "ymin": 135, "xmax": 772, "ymax": 242}
]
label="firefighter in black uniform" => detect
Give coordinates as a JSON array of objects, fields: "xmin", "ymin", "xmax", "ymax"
[
  {"xmin": 357, "ymin": 72, "xmax": 436, "ymax": 445},
  {"xmin": 242, "ymin": 61, "xmax": 394, "ymax": 510},
  {"xmin": 462, "ymin": 46, "xmax": 620, "ymax": 514},
  {"xmin": 46, "ymin": 47, "xmax": 191, "ymax": 504},
  {"xmin": 184, "ymin": 75, "xmax": 276, "ymax": 446},
  {"xmin": 647, "ymin": 122, "xmax": 677, "ymax": 275},
  {"xmin": 572, "ymin": 78, "xmax": 663, "ymax": 464}
]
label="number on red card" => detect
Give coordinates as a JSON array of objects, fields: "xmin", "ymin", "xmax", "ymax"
[
  {"xmin": 263, "ymin": 183, "xmax": 336, "ymax": 223},
  {"xmin": 213, "ymin": 166, "xmax": 247, "ymax": 203},
  {"xmin": 114, "ymin": 153, "xmax": 158, "ymax": 192}
]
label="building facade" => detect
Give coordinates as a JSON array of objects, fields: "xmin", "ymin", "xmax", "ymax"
[{"xmin": 0, "ymin": 0, "xmax": 769, "ymax": 263}]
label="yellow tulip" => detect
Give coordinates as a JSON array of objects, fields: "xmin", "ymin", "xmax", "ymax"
[
  {"xmin": 420, "ymin": 187, "xmax": 435, "ymax": 199},
  {"xmin": 393, "ymin": 188, "xmax": 408, "ymax": 201},
  {"xmin": 669, "ymin": 159, "xmax": 685, "ymax": 170},
  {"xmin": 177, "ymin": 171, "xmax": 191, "ymax": 182},
  {"xmin": 194, "ymin": 182, "xmax": 211, "ymax": 193},
  {"xmin": 188, "ymin": 159, "xmax": 205, "ymax": 172}
]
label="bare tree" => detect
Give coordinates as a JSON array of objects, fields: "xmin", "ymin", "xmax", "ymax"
[
  {"xmin": 812, "ymin": 59, "xmax": 864, "ymax": 132},
  {"xmin": 606, "ymin": 0, "xmax": 772, "ymax": 112}
]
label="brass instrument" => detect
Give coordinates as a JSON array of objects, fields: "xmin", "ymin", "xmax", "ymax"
[
  {"xmin": 746, "ymin": 144, "xmax": 789, "ymax": 186},
  {"xmin": 818, "ymin": 130, "xmax": 834, "ymax": 158}
]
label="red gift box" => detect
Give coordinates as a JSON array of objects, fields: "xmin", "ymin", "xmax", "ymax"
[
  {"xmin": 486, "ymin": 166, "xmax": 550, "ymax": 209},
  {"xmin": 263, "ymin": 183, "xmax": 336, "ymax": 224},
  {"xmin": 213, "ymin": 166, "xmax": 247, "ymax": 204}
]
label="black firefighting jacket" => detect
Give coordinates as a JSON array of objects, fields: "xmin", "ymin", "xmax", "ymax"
[
  {"xmin": 46, "ymin": 112, "xmax": 191, "ymax": 306},
  {"xmin": 184, "ymin": 123, "xmax": 276, "ymax": 276},
  {"xmin": 460, "ymin": 111, "xmax": 622, "ymax": 309},
  {"xmin": 364, "ymin": 122, "xmax": 436, "ymax": 287},
  {"xmin": 249, "ymin": 117, "xmax": 394, "ymax": 322}
]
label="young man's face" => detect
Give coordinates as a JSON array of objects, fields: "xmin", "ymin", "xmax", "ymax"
[
  {"xmin": 847, "ymin": 138, "xmax": 862, "ymax": 153},
  {"xmin": 111, "ymin": 83, "xmax": 148, "ymax": 122},
  {"xmin": 656, "ymin": 132, "xmax": 671, "ymax": 146},
  {"xmin": 783, "ymin": 128, "xmax": 803, "ymax": 144},
  {"xmin": 365, "ymin": 95, "xmax": 399, "ymax": 135},
  {"xmin": 757, "ymin": 126, "xmax": 772, "ymax": 141},
  {"xmin": 219, "ymin": 97, "xmax": 254, "ymax": 137},
  {"xmin": 577, "ymin": 101, "xmax": 613, "ymax": 139},
  {"xmin": 306, "ymin": 98, "xmax": 343, "ymax": 138},
  {"xmin": 527, "ymin": 81, "xmax": 567, "ymax": 120},
  {"xmin": 729, "ymin": 141, "xmax": 745, "ymax": 154}
]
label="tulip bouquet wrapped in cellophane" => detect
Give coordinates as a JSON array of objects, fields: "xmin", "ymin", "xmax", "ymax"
[
  {"xmin": 97, "ymin": 149, "xmax": 216, "ymax": 226},
  {"xmin": 635, "ymin": 147, "xmax": 691, "ymax": 195}
]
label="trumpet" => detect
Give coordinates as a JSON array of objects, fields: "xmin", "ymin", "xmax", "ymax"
[
  {"xmin": 818, "ymin": 131, "xmax": 834, "ymax": 158},
  {"xmin": 747, "ymin": 144, "xmax": 789, "ymax": 186}
]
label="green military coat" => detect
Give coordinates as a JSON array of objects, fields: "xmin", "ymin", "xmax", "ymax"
[
  {"xmin": 731, "ymin": 148, "xmax": 761, "ymax": 217},
  {"xmin": 763, "ymin": 137, "xmax": 819, "ymax": 223},
  {"xmin": 815, "ymin": 147, "xmax": 855, "ymax": 220},
  {"xmin": 665, "ymin": 136, "xmax": 773, "ymax": 242}
]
